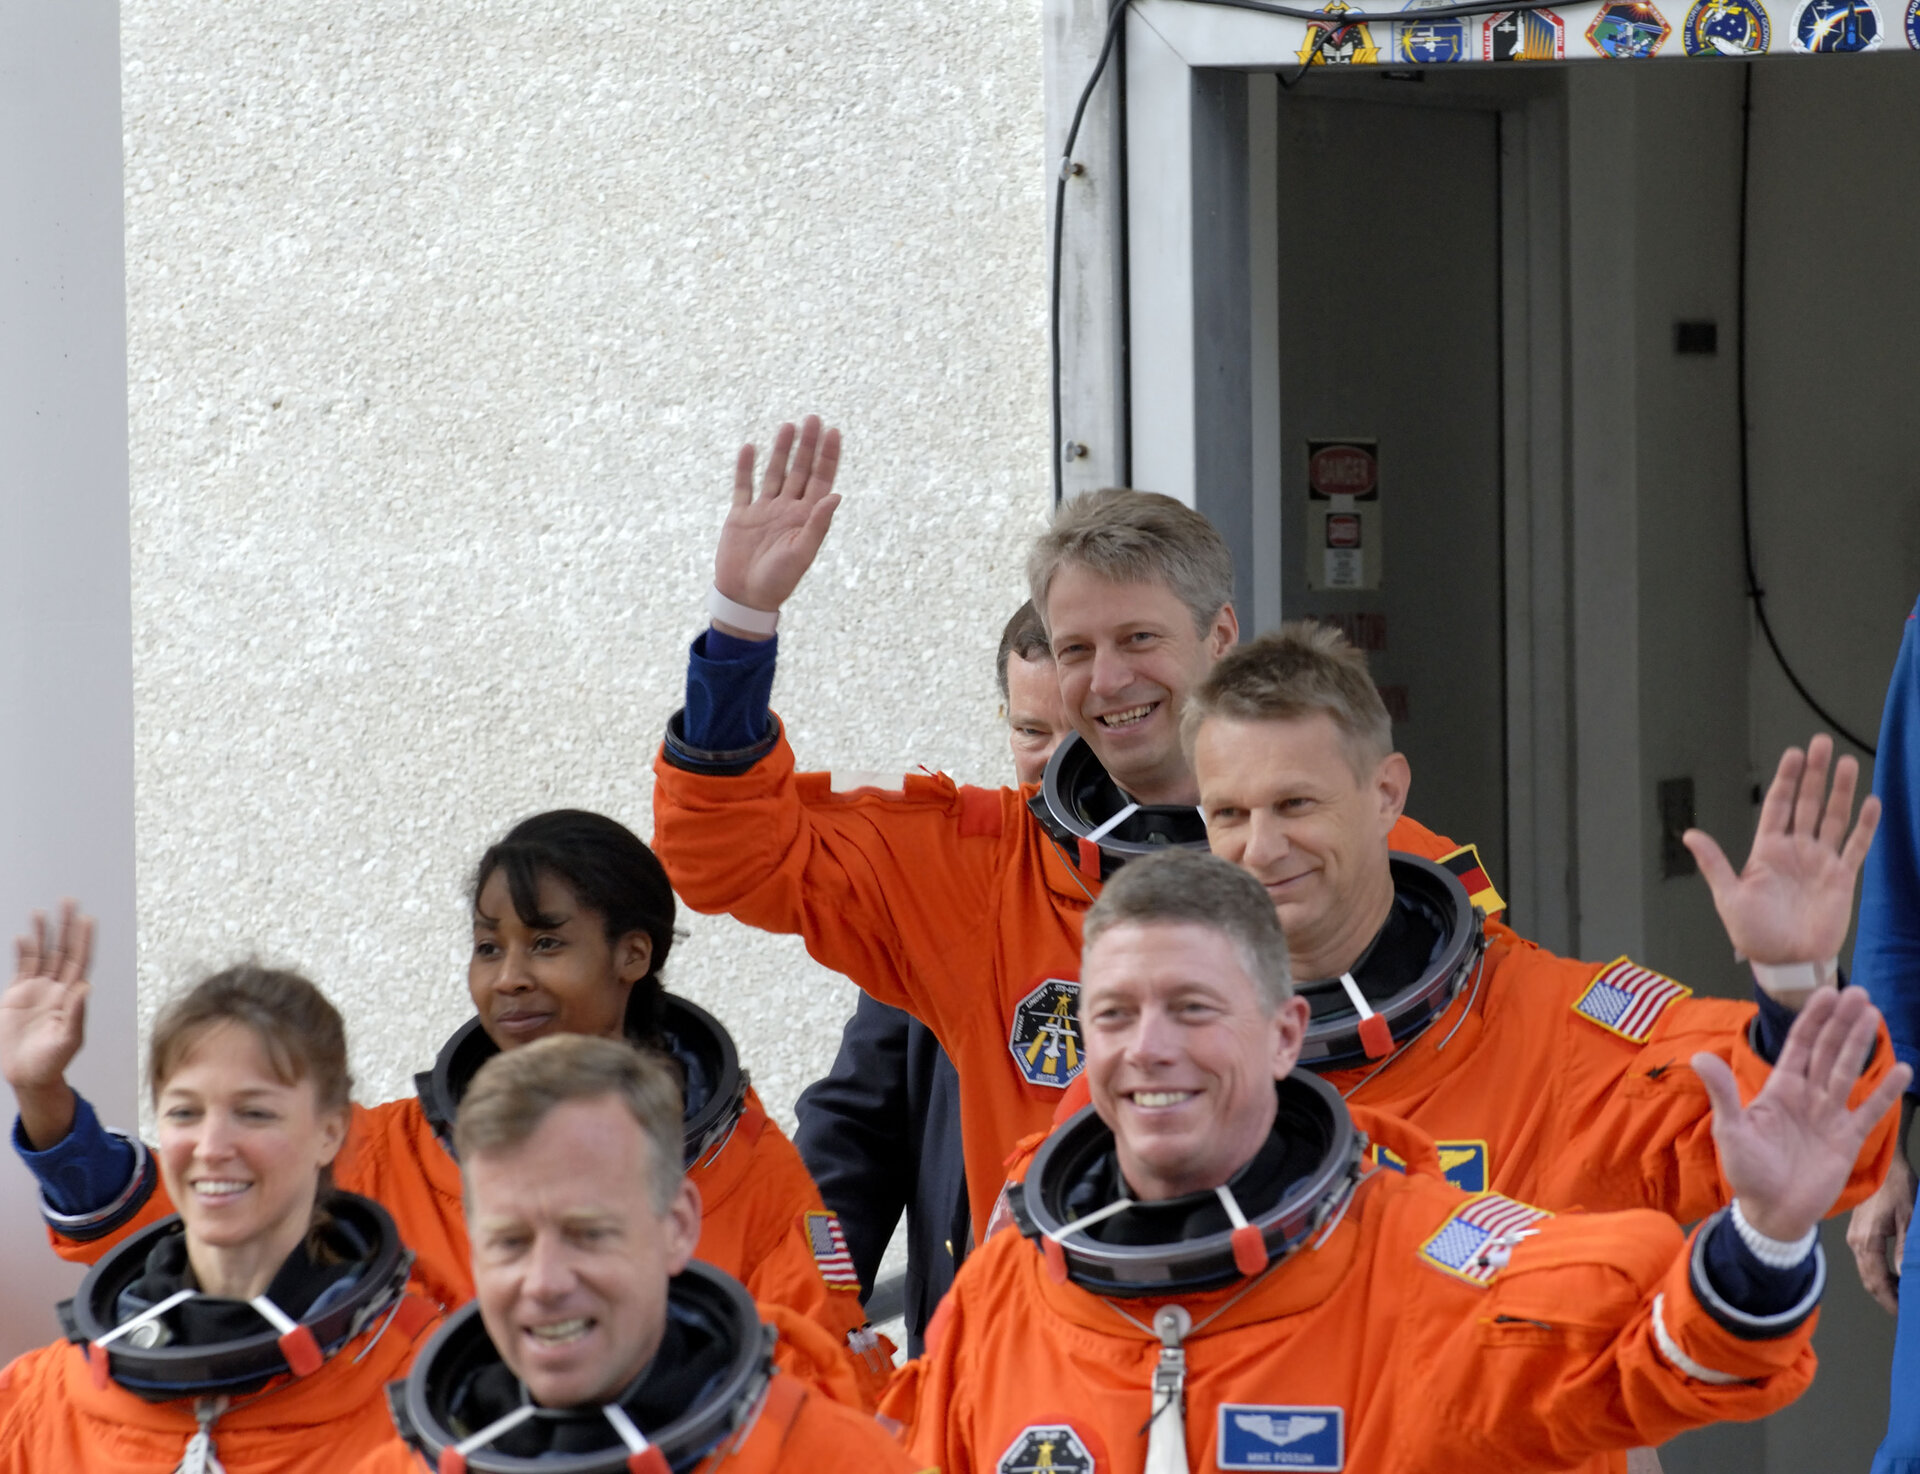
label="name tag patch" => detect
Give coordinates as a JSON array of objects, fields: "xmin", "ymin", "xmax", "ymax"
[
  {"xmin": 1217, "ymin": 1405, "xmax": 1345, "ymax": 1470},
  {"xmin": 1572, "ymin": 957, "xmax": 1691, "ymax": 1044}
]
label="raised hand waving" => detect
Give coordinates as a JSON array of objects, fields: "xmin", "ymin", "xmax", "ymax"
[
  {"xmin": 0, "ymin": 901, "xmax": 96, "ymax": 1148},
  {"xmin": 711, "ymin": 415, "xmax": 844, "ymax": 636}
]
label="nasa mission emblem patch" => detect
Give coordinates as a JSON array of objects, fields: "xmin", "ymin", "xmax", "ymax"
[
  {"xmin": 1217, "ymin": 1405, "xmax": 1346, "ymax": 1470},
  {"xmin": 998, "ymin": 1424, "xmax": 1095, "ymax": 1474},
  {"xmin": 1009, "ymin": 978, "xmax": 1085, "ymax": 1089}
]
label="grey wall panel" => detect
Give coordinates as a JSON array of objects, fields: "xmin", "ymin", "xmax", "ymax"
[{"xmin": 0, "ymin": 0, "xmax": 137, "ymax": 1361}]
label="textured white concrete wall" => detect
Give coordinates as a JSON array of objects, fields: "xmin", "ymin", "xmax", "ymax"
[{"xmin": 122, "ymin": 2, "xmax": 1049, "ymax": 1130}]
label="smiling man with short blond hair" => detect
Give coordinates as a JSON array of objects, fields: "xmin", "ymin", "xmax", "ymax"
[{"xmin": 888, "ymin": 849, "xmax": 1907, "ymax": 1474}]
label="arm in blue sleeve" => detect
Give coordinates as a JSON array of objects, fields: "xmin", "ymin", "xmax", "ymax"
[
  {"xmin": 1690, "ymin": 1208, "xmax": 1822, "ymax": 1339},
  {"xmin": 663, "ymin": 630, "xmax": 781, "ymax": 775},
  {"xmin": 1856, "ymin": 598, "xmax": 1920, "ymax": 1080},
  {"xmin": 12, "ymin": 1090, "xmax": 141, "ymax": 1217}
]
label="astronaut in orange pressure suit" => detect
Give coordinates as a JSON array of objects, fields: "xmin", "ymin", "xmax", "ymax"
[
  {"xmin": 1164, "ymin": 624, "xmax": 1899, "ymax": 1225},
  {"xmin": 4, "ymin": 813, "xmax": 885, "ymax": 1402},
  {"xmin": 655, "ymin": 418, "xmax": 1259, "ymax": 1239},
  {"xmin": 349, "ymin": 1037, "xmax": 920, "ymax": 1474},
  {"xmin": 885, "ymin": 849, "xmax": 1910, "ymax": 1474}
]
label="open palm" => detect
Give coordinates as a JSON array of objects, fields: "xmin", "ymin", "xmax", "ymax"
[
  {"xmin": 0, "ymin": 902, "xmax": 94, "ymax": 1092},
  {"xmin": 712, "ymin": 415, "xmax": 844, "ymax": 619},
  {"xmin": 1694, "ymin": 986, "xmax": 1911, "ymax": 1242},
  {"xmin": 1683, "ymin": 734, "xmax": 1878, "ymax": 966}
]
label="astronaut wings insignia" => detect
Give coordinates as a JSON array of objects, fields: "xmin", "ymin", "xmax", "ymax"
[{"xmin": 1237, "ymin": 1413, "xmax": 1327, "ymax": 1447}]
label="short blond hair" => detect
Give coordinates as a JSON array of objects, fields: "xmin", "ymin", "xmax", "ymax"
[
  {"xmin": 455, "ymin": 1035, "xmax": 684, "ymax": 1213},
  {"xmin": 1182, "ymin": 622, "xmax": 1393, "ymax": 778},
  {"xmin": 1027, "ymin": 488, "xmax": 1234, "ymax": 637}
]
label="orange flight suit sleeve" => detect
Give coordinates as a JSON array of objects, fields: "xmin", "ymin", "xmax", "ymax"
[
  {"xmin": 652, "ymin": 726, "xmax": 1010, "ymax": 1033},
  {"xmin": 1422, "ymin": 1211, "xmax": 1814, "ymax": 1470},
  {"xmin": 887, "ymin": 1288, "xmax": 977, "ymax": 1474},
  {"xmin": 1515, "ymin": 937, "xmax": 1898, "ymax": 1221},
  {"xmin": 46, "ymin": 1176, "xmax": 174, "ymax": 1266}
]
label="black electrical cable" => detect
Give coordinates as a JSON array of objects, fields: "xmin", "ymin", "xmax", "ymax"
[
  {"xmin": 1733, "ymin": 64, "xmax": 1876, "ymax": 757},
  {"xmin": 1051, "ymin": 0, "xmax": 1130, "ymax": 506},
  {"xmin": 1049, "ymin": 0, "xmax": 1571, "ymax": 500}
]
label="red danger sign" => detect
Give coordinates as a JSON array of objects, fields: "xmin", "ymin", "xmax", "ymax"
[{"xmin": 1307, "ymin": 440, "xmax": 1378, "ymax": 499}]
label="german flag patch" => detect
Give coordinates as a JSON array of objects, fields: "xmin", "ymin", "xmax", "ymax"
[
  {"xmin": 1438, "ymin": 844, "xmax": 1506, "ymax": 917},
  {"xmin": 1572, "ymin": 957, "xmax": 1691, "ymax": 1044}
]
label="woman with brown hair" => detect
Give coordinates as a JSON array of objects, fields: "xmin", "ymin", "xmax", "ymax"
[{"xmin": 0, "ymin": 961, "xmax": 437, "ymax": 1472}]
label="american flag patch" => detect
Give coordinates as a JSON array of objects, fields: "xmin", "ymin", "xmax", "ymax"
[
  {"xmin": 1572, "ymin": 956, "xmax": 1692, "ymax": 1043},
  {"xmin": 805, "ymin": 1211, "xmax": 862, "ymax": 1292},
  {"xmin": 1418, "ymin": 1193, "xmax": 1551, "ymax": 1286}
]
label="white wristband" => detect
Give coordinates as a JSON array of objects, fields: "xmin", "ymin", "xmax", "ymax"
[
  {"xmin": 707, "ymin": 586, "xmax": 779, "ymax": 636},
  {"xmin": 1747, "ymin": 956, "xmax": 1839, "ymax": 1001},
  {"xmin": 1730, "ymin": 1199, "xmax": 1817, "ymax": 1269}
]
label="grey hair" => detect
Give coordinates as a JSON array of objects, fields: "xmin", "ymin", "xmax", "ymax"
[{"xmin": 1027, "ymin": 488, "xmax": 1234, "ymax": 638}]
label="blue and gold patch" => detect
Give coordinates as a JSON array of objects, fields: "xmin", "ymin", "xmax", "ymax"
[
  {"xmin": 1372, "ymin": 1139, "xmax": 1489, "ymax": 1194},
  {"xmin": 1398, "ymin": 0, "xmax": 1469, "ymax": 59},
  {"xmin": 1009, "ymin": 978, "xmax": 1084, "ymax": 1089}
]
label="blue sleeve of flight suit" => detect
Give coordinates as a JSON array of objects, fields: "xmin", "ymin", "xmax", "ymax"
[
  {"xmin": 11, "ymin": 1091, "xmax": 138, "ymax": 1217},
  {"xmin": 1863, "ymin": 596, "xmax": 1920, "ymax": 1474},
  {"xmin": 1875, "ymin": 1173, "xmax": 1920, "ymax": 1474},
  {"xmin": 794, "ymin": 993, "xmax": 914, "ymax": 1299},
  {"xmin": 682, "ymin": 629, "xmax": 777, "ymax": 752},
  {"xmin": 1857, "ymin": 596, "xmax": 1920, "ymax": 1077}
]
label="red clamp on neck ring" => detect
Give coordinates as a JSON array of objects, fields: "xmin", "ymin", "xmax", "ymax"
[
  {"xmin": 1230, "ymin": 1225, "xmax": 1270, "ymax": 1278},
  {"xmin": 628, "ymin": 1450, "xmax": 671, "ymax": 1474},
  {"xmin": 1215, "ymin": 1185, "xmax": 1270, "ymax": 1278},
  {"xmin": 1336, "ymin": 972, "xmax": 1395, "ymax": 1060},
  {"xmin": 87, "ymin": 1344, "xmax": 110, "ymax": 1389},
  {"xmin": 1076, "ymin": 837, "xmax": 1101, "ymax": 881},
  {"xmin": 437, "ymin": 1449, "xmax": 468, "ymax": 1474},
  {"xmin": 1042, "ymin": 1237, "xmax": 1070, "ymax": 1283},
  {"xmin": 276, "ymin": 1325, "xmax": 324, "ymax": 1378}
]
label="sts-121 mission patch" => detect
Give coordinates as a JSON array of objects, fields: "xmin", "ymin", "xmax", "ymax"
[
  {"xmin": 998, "ymin": 1425, "xmax": 1094, "ymax": 1474},
  {"xmin": 1009, "ymin": 978, "xmax": 1085, "ymax": 1089}
]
